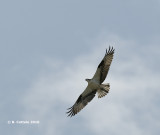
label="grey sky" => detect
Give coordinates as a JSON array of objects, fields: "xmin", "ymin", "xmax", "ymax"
[{"xmin": 1, "ymin": 0, "xmax": 160, "ymax": 135}]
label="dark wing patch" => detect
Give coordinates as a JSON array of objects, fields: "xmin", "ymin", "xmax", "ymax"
[
  {"xmin": 66, "ymin": 90, "xmax": 96, "ymax": 117},
  {"xmin": 98, "ymin": 60, "xmax": 104, "ymax": 68}
]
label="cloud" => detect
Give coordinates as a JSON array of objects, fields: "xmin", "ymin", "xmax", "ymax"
[{"xmin": 21, "ymin": 35, "xmax": 160, "ymax": 135}]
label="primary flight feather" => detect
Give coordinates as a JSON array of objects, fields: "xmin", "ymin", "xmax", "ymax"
[{"xmin": 67, "ymin": 46, "xmax": 115, "ymax": 117}]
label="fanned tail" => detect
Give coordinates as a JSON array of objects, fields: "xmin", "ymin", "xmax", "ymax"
[{"xmin": 97, "ymin": 83, "xmax": 110, "ymax": 98}]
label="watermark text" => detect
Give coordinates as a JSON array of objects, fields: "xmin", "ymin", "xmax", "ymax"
[{"xmin": 7, "ymin": 120, "xmax": 40, "ymax": 125}]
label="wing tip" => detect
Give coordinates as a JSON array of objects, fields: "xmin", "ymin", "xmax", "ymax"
[
  {"xmin": 106, "ymin": 46, "xmax": 115, "ymax": 54},
  {"xmin": 66, "ymin": 106, "xmax": 75, "ymax": 117}
]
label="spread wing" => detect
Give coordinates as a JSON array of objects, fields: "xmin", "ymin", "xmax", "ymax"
[
  {"xmin": 66, "ymin": 87, "xmax": 96, "ymax": 117},
  {"xmin": 92, "ymin": 46, "xmax": 115, "ymax": 84}
]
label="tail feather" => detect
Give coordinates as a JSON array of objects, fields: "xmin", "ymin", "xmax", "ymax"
[{"xmin": 97, "ymin": 83, "xmax": 110, "ymax": 98}]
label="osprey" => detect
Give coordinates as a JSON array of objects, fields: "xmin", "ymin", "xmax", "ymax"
[{"xmin": 67, "ymin": 46, "xmax": 115, "ymax": 117}]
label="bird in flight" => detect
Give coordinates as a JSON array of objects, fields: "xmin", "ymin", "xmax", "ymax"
[{"xmin": 67, "ymin": 46, "xmax": 115, "ymax": 117}]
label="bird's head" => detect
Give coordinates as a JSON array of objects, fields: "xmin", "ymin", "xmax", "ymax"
[{"xmin": 85, "ymin": 78, "xmax": 91, "ymax": 83}]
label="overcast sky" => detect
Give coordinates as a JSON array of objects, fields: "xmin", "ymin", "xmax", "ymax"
[{"xmin": 1, "ymin": 0, "xmax": 160, "ymax": 135}]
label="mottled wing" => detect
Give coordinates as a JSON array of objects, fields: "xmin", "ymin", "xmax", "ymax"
[
  {"xmin": 66, "ymin": 90, "xmax": 96, "ymax": 117},
  {"xmin": 92, "ymin": 46, "xmax": 115, "ymax": 84}
]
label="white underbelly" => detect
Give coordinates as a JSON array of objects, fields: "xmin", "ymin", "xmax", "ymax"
[
  {"xmin": 81, "ymin": 80, "xmax": 100, "ymax": 96},
  {"xmin": 89, "ymin": 80, "xmax": 100, "ymax": 89}
]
